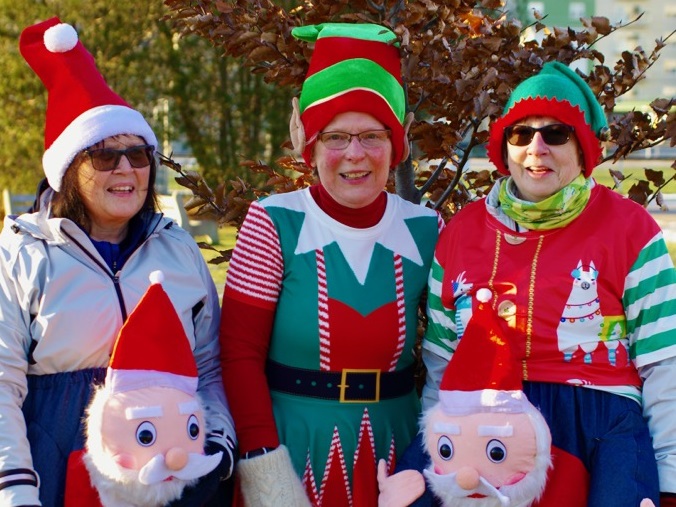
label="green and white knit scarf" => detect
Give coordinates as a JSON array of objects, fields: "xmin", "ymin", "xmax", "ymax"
[{"xmin": 498, "ymin": 174, "xmax": 592, "ymax": 230}]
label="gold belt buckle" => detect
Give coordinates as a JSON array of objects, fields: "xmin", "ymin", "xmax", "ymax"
[{"xmin": 339, "ymin": 369, "xmax": 381, "ymax": 403}]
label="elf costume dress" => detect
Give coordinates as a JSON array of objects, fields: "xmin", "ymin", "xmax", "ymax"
[
  {"xmin": 221, "ymin": 184, "xmax": 441, "ymax": 506},
  {"xmin": 221, "ymin": 22, "xmax": 443, "ymax": 506}
]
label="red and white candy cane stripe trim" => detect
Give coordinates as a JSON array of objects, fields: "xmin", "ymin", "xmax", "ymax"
[
  {"xmin": 317, "ymin": 249, "xmax": 331, "ymax": 371},
  {"xmin": 389, "ymin": 254, "xmax": 406, "ymax": 371}
]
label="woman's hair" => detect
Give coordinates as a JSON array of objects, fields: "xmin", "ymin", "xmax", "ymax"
[{"xmin": 51, "ymin": 137, "xmax": 158, "ymax": 231}]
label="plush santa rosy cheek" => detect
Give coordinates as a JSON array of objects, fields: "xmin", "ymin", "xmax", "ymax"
[
  {"xmin": 113, "ymin": 452, "xmax": 137, "ymax": 470},
  {"xmin": 504, "ymin": 472, "xmax": 525, "ymax": 485}
]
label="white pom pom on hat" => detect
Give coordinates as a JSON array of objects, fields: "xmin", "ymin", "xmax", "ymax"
[
  {"xmin": 476, "ymin": 287, "xmax": 493, "ymax": 303},
  {"xmin": 43, "ymin": 22, "xmax": 78, "ymax": 53},
  {"xmin": 149, "ymin": 270, "xmax": 165, "ymax": 285}
]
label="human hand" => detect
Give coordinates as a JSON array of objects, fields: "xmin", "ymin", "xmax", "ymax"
[
  {"xmin": 377, "ymin": 459, "xmax": 425, "ymax": 507},
  {"xmin": 166, "ymin": 440, "xmax": 234, "ymax": 507}
]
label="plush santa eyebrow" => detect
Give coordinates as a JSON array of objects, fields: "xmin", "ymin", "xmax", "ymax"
[
  {"xmin": 179, "ymin": 400, "xmax": 201, "ymax": 415},
  {"xmin": 477, "ymin": 425, "xmax": 513, "ymax": 437},
  {"xmin": 125, "ymin": 406, "xmax": 163, "ymax": 420},
  {"xmin": 433, "ymin": 422, "xmax": 461, "ymax": 435}
]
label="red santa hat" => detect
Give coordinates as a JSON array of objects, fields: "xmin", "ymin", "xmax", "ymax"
[
  {"xmin": 105, "ymin": 271, "xmax": 197, "ymax": 395},
  {"xmin": 439, "ymin": 288, "xmax": 528, "ymax": 415},
  {"xmin": 19, "ymin": 17, "xmax": 157, "ymax": 192}
]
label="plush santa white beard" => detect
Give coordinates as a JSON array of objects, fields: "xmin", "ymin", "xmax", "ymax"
[
  {"xmin": 83, "ymin": 450, "xmax": 193, "ymax": 507},
  {"xmin": 423, "ymin": 454, "xmax": 550, "ymax": 507},
  {"xmin": 82, "ymin": 387, "xmax": 221, "ymax": 506}
]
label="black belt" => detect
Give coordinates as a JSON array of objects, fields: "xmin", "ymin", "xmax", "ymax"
[{"xmin": 266, "ymin": 360, "xmax": 415, "ymax": 403}]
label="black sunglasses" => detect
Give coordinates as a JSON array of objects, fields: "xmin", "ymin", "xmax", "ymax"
[
  {"xmin": 505, "ymin": 124, "xmax": 575, "ymax": 147},
  {"xmin": 84, "ymin": 144, "xmax": 154, "ymax": 172}
]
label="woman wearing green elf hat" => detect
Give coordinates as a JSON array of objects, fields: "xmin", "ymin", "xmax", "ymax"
[
  {"xmin": 419, "ymin": 62, "xmax": 676, "ymax": 506},
  {"xmin": 219, "ymin": 23, "xmax": 443, "ymax": 506}
]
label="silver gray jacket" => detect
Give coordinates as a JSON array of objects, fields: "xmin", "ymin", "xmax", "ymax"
[{"xmin": 0, "ymin": 192, "xmax": 234, "ymax": 505}]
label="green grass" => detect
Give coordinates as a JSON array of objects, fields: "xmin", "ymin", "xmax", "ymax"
[
  {"xmin": 200, "ymin": 225, "xmax": 237, "ymax": 291},
  {"xmin": 593, "ymin": 165, "xmax": 676, "ymax": 194}
]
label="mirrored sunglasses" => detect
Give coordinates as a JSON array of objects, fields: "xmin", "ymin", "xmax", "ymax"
[
  {"xmin": 318, "ymin": 129, "xmax": 391, "ymax": 150},
  {"xmin": 505, "ymin": 124, "xmax": 575, "ymax": 147},
  {"xmin": 84, "ymin": 144, "xmax": 154, "ymax": 172}
]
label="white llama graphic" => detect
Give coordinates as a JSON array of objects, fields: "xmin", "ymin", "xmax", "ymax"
[{"xmin": 557, "ymin": 260, "xmax": 603, "ymax": 363}]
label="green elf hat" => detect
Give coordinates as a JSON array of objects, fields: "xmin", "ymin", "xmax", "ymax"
[
  {"xmin": 487, "ymin": 61, "xmax": 608, "ymax": 178},
  {"xmin": 289, "ymin": 23, "xmax": 408, "ymax": 168}
]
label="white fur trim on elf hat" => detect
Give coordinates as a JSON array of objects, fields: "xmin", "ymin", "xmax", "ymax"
[{"xmin": 42, "ymin": 104, "xmax": 157, "ymax": 191}]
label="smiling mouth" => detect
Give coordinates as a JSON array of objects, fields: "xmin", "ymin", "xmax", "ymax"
[
  {"xmin": 108, "ymin": 186, "xmax": 134, "ymax": 193},
  {"xmin": 341, "ymin": 171, "xmax": 369, "ymax": 180},
  {"xmin": 527, "ymin": 166, "xmax": 550, "ymax": 174}
]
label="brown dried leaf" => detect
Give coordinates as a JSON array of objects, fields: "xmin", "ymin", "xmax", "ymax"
[
  {"xmin": 627, "ymin": 180, "xmax": 651, "ymax": 206},
  {"xmin": 644, "ymin": 168, "xmax": 665, "ymax": 187}
]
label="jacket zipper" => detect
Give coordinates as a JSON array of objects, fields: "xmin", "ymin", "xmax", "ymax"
[{"xmin": 62, "ymin": 216, "xmax": 164, "ymax": 322}]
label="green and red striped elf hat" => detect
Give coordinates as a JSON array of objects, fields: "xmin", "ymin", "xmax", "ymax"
[
  {"xmin": 487, "ymin": 62, "xmax": 608, "ymax": 178},
  {"xmin": 290, "ymin": 23, "xmax": 407, "ymax": 168}
]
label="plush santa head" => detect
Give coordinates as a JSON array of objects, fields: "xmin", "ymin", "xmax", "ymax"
[
  {"xmin": 84, "ymin": 271, "xmax": 221, "ymax": 507},
  {"xmin": 422, "ymin": 288, "xmax": 552, "ymax": 507}
]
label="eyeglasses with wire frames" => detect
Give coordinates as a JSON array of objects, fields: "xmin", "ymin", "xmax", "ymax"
[
  {"xmin": 318, "ymin": 129, "xmax": 391, "ymax": 150},
  {"xmin": 505, "ymin": 124, "xmax": 575, "ymax": 147},
  {"xmin": 84, "ymin": 144, "xmax": 154, "ymax": 172}
]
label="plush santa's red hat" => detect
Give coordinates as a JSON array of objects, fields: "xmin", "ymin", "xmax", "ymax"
[
  {"xmin": 439, "ymin": 288, "xmax": 528, "ymax": 415},
  {"xmin": 19, "ymin": 17, "xmax": 157, "ymax": 192},
  {"xmin": 105, "ymin": 271, "xmax": 197, "ymax": 395}
]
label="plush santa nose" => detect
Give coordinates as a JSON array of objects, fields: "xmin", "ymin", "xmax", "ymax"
[
  {"xmin": 456, "ymin": 466, "xmax": 480, "ymax": 490},
  {"xmin": 165, "ymin": 447, "xmax": 189, "ymax": 471}
]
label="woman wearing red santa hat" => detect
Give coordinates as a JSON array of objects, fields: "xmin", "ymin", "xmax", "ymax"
[{"xmin": 0, "ymin": 17, "xmax": 235, "ymax": 507}]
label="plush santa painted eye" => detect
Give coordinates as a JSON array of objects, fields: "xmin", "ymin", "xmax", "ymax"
[
  {"xmin": 437, "ymin": 436, "xmax": 454, "ymax": 461},
  {"xmin": 136, "ymin": 421, "xmax": 157, "ymax": 446},
  {"xmin": 187, "ymin": 414, "xmax": 200, "ymax": 440},
  {"xmin": 486, "ymin": 439, "xmax": 507, "ymax": 463}
]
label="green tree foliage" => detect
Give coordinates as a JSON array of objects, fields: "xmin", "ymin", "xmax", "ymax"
[
  {"xmin": 154, "ymin": 20, "xmax": 293, "ymax": 186},
  {"xmin": 0, "ymin": 4, "xmax": 48, "ymax": 194},
  {"xmin": 0, "ymin": 0, "xmax": 167, "ymax": 195}
]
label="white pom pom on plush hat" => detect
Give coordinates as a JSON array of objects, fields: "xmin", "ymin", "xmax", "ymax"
[{"xmin": 19, "ymin": 17, "xmax": 157, "ymax": 191}]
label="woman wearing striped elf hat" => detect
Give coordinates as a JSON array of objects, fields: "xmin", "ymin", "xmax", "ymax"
[
  {"xmin": 220, "ymin": 22, "xmax": 443, "ymax": 506},
  {"xmin": 422, "ymin": 61, "xmax": 676, "ymax": 506}
]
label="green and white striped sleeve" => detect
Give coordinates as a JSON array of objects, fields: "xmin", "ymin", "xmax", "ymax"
[
  {"xmin": 421, "ymin": 255, "xmax": 458, "ymax": 410},
  {"xmin": 627, "ymin": 234, "xmax": 676, "ymax": 494},
  {"xmin": 624, "ymin": 234, "xmax": 676, "ymax": 366},
  {"xmin": 423, "ymin": 255, "xmax": 458, "ymax": 357}
]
